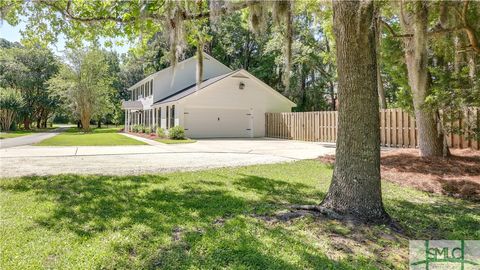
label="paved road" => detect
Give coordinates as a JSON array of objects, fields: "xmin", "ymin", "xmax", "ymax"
[
  {"xmin": 0, "ymin": 138, "xmax": 338, "ymax": 177},
  {"xmin": 0, "ymin": 127, "xmax": 68, "ymax": 149}
]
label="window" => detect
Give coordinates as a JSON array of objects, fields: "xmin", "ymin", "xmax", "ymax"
[
  {"xmin": 166, "ymin": 106, "xmax": 169, "ymax": 129},
  {"xmin": 157, "ymin": 107, "xmax": 161, "ymax": 127},
  {"xmin": 170, "ymin": 105, "xmax": 175, "ymax": 128},
  {"xmin": 150, "ymin": 80, "xmax": 153, "ymax": 96}
]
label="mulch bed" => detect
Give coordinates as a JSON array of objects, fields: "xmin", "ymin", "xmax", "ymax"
[
  {"xmin": 125, "ymin": 131, "xmax": 159, "ymax": 140},
  {"xmin": 318, "ymin": 148, "xmax": 480, "ymax": 201}
]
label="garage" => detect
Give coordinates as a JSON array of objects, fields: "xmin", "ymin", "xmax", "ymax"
[{"xmin": 184, "ymin": 107, "xmax": 252, "ymax": 138}]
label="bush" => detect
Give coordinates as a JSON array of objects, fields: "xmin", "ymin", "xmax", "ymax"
[
  {"xmin": 132, "ymin": 125, "xmax": 141, "ymax": 133},
  {"xmin": 141, "ymin": 125, "xmax": 147, "ymax": 133},
  {"xmin": 150, "ymin": 125, "xmax": 156, "ymax": 134},
  {"xmin": 156, "ymin": 127, "xmax": 166, "ymax": 138},
  {"xmin": 0, "ymin": 87, "xmax": 23, "ymax": 131},
  {"xmin": 168, "ymin": 126, "xmax": 185, "ymax": 140}
]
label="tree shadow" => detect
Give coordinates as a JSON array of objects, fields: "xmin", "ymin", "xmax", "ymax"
[
  {"xmin": 146, "ymin": 217, "xmax": 377, "ymax": 270},
  {"xmin": 386, "ymin": 197, "xmax": 480, "ymax": 240},
  {"xmin": 233, "ymin": 174, "xmax": 325, "ymax": 205},
  {"xmin": 1, "ymin": 172, "xmax": 364, "ymax": 269}
]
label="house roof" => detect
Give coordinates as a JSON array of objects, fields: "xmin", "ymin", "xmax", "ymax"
[
  {"xmin": 152, "ymin": 70, "xmax": 238, "ymax": 105},
  {"xmin": 127, "ymin": 52, "xmax": 232, "ymax": 91},
  {"xmin": 152, "ymin": 69, "xmax": 296, "ymax": 107}
]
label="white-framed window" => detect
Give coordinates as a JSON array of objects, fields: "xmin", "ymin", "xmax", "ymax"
[{"xmin": 170, "ymin": 105, "xmax": 175, "ymax": 128}]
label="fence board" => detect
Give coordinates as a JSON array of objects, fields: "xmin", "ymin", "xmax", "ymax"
[{"xmin": 265, "ymin": 109, "xmax": 479, "ymax": 150}]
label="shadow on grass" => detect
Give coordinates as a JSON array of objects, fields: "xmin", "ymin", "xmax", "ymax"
[
  {"xmin": 2, "ymin": 169, "xmax": 478, "ymax": 269},
  {"xmin": 1, "ymin": 172, "xmax": 367, "ymax": 269},
  {"xmin": 386, "ymin": 198, "xmax": 480, "ymax": 240},
  {"xmin": 233, "ymin": 174, "xmax": 324, "ymax": 205},
  {"xmin": 149, "ymin": 218, "xmax": 366, "ymax": 270}
]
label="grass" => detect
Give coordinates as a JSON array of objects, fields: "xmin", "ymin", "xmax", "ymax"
[
  {"xmin": 0, "ymin": 127, "xmax": 56, "ymax": 139},
  {"xmin": 1, "ymin": 161, "xmax": 478, "ymax": 269},
  {"xmin": 155, "ymin": 138, "xmax": 197, "ymax": 144},
  {"xmin": 35, "ymin": 127, "xmax": 146, "ymax": 146}
]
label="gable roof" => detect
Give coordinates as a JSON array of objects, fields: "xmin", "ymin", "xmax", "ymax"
[
  {"xmin": 152, "ymin": 70, "xmax": 237, "ymax": 105},
  {"xmin": 127, "ymin": 52, "xmax": 232, "ymax": 91},
  {"xmin": 152, "ymin": 69, "xmax": 296, "ymax": 107}
]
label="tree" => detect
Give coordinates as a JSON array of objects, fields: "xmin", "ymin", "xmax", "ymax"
[
  {"xmin": 399, "ymin": 1, "xmax": 444, "ymax": 157},
  {"xmin": 0, "ymin": 87, "xmax": 23, "ymax": 131},
  {"xmin": 0, "ymin": 46, "xmax": 59, "ymax": 129},
  {"xmin": 318, "ymin": 0, "xmax": 389, "ymax": 222},
  {"xmin": 50, "ymin": 48, "xmax": 113, "ymax": 131},
  {"xmin": 380, "ymin": 0, "xmax": 480, "ymax": 157},
  {"xmin": 1, "ymin": 0, "xmax": 394, "ymax": 222}
]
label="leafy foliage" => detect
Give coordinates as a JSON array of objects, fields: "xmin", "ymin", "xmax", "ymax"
[
  {"xmin": 0, "ymin": 87, "xmax": 23, "ymax": 131},
  {"xmin": 0, "ymin": 41, "xmax": 59, "ymax": 128},
  {"xmin": 168, "ymin": 126, "xmax": 186, "ymax": 140},
  {"xmin": 48, "ymin": 48, "xmax": 113, "ymax": 131}
]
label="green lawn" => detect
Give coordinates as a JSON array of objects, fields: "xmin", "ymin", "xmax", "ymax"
[
  {"xmin": 0, "ymin": 128, "xmax": 56, "ymax": 139},
  {"xmin": 1, "ymin": 161, "xmax": 478, "ymax": 269},
  {"xmin": 35, "ymin": 127, "xmax": 146, "ymax": 146},
  {"xmin": 155, "ymin": 138, "xmax": 197, "ymax": 144}
]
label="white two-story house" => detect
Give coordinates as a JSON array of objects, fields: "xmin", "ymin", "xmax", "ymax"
[{"xmin": 122, "ymin": 53, "xmax": 295, "ymax": 138}]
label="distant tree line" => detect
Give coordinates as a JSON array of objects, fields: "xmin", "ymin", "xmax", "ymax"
[{"xmin": 0, "ymin": 39, "xmax": 132, "ymax": 132}]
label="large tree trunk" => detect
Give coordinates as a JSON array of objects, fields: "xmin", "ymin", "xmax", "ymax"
[
  {"xmin": 23, "ymin": 118, "xmax": 31, "ymax": 130},
  {"xmin": 401, "ymin": 1, "xmax": 444, "ymax": 157},
  {"xmin": 42, "ymin": 118, "xmax": 48, "ymax": 129},
  {"xmin": 320, "ymin": 0, "xmax": 389, "ymax": 223},
  {"xmin": 80, "ymin": 111, "xmax": 91, "ymax": 131}
]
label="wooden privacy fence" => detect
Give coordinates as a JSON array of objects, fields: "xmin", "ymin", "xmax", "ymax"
[{"xmin": 265, "ymin": 108, "xmax": 480, "ymax": 150}]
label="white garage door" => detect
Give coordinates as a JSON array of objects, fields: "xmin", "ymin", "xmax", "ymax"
[{"xmin": 184, "ymin": 107, "xmax": 252, "ymax": 138}]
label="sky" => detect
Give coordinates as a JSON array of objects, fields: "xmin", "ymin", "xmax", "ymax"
[{"xmin": 0, "ymin": 19, "xmax": 132, "ymax": 57}]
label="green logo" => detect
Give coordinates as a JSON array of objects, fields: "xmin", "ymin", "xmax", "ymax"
[
  {"xmin": 410, "ymin": 240, "xmax": 480, "ymax": 270},
  {"xmin": 410, "ymin": 240, "xmax": 479, "ymax": 270}
]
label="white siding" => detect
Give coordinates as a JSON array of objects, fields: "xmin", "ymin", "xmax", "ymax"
[
  {"xmin": 178, "ymin": 71, "xmax": 293, "ymax": 137},
  {"xmin": 152, "ymin": 56, "xmax": 231, "ymax": 103}
]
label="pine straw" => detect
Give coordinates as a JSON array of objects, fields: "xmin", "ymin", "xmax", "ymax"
[{"xmin": 317, "ymin": 148, "xmax": 480, "ymax": 201}]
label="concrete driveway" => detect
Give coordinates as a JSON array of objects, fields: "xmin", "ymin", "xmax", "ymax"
[
  {"xmin": 0, "ymin": 127, "xmax": 69, "ymax": 149},
  {"xmin": 0, "ymin": 138, "xmax": 337, "ymax": 177}
]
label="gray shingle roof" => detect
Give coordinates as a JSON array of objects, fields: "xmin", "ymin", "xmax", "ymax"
[{"xmin": 153, "ymin": 70, "xmax": 238, "ymax": 105}]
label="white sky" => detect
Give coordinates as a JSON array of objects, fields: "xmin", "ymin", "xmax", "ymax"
[{"xmin": 0, "ymin": 18, "xmax": 132, "ymax": 56}]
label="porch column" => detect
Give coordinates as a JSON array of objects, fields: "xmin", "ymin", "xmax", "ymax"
[
  {"xmin": 153, "ymin": 109, "xmax": 155, "ymax": 128},
  {"xmin": 152, "ymin": 108, "xmax": 156, "ymax": 128},
  {"xmin": 125, "ymin": 110, "xmax": 129, "ymax": 132}
]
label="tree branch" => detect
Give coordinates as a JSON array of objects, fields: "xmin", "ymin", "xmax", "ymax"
[
  {"xmin": 36, "ymin": 0, "xmax": 254, "ymax": 25},
  {"xmin": 460, "ymin": 0, "xmax": 480, "ymax": 53},
  {"xmin": 380, "ymin": 19, "xmax": 412, "ymax": 38},
  {"xmin": 37, "ymin": 0, "xmax": 140, "ymax": 23}
]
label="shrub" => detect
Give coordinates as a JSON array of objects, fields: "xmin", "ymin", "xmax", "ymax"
[
  {"xmin": 0, "ymin": 87, "xmax": 23, "ymax": 131},
  {"xmin": 141, "ymin": 125, "xmax": 147, "ymax": 133},
  {"xmin": 132, "ymin": 125, "xmax": 141, "ymax": 133},
  {"xmin": 150, "ymin": 125, "xmax": 157, "ymax": 134},
  {"xmin": 168, "ymin": 126, "xmax": 185, "ymax": 140},
  {"xmin": 147, "ymin": 126, "xmax": 155, "ymax": 134},
  {"xmin": 156, "ymin": 127, "xmax": 166, "ymax": 138}
]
